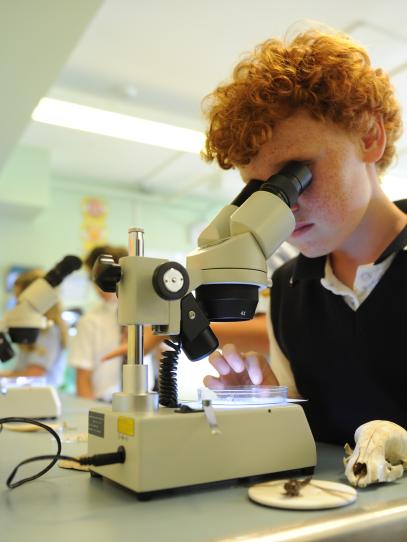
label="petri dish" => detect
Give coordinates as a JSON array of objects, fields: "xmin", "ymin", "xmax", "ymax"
[{"xmin": 197, "ymin": 385, "xmax": 288, "ymax": 406}]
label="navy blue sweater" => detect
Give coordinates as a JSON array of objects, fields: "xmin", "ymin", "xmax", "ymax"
[{"xmin": 271, "ymin": 201, "xmax": 407, "ymax": 444}]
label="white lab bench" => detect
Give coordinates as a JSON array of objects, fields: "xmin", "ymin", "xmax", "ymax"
[{"xmin": 1, "ymin": 394, "xmax": 407, "ymax": 542}]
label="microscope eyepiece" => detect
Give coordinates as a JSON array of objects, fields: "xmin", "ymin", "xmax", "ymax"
[
  {"xmin": 92, "ymin": 254, "xmax": 122, "ymax": 293},
  {"xmin": 259, "ymin": 161, "xmax": 312, "ymax": 207},
  {"xmin": 231, "ymin": 179, "xmax": 264, "ymax": 207},
  {"xmin": 8, "ymin": 327, "xmax": 40, "ymax": 345},
  {"xmin": 44, "ymin": 255, "xmax": 82, "ymax": 287}
]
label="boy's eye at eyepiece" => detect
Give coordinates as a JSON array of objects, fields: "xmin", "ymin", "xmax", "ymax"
[
  {"xmin": 231, "ymin": 162, "xmax": 312, "ymax": 209},
  {"xmin": 260, "ymin": 161, "xmax": 312, "ymax": 207}
]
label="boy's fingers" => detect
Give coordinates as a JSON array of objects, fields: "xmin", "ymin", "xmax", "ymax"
[
  {"xmin": 221, "ymin": 344, "xmax": 245, "ymax": 373},
  {"xmin": 244, "ymin": 353, "xmax": 264, "ymax": 385},
  {"xmin": 206, "ymin": 347, "xmax": 274, "ymax": 389},
  {"xmin": 243, "ymin": 351, "xmax": 280, "ymax": 386},
  {"xmin": 208, "ymin": 350, "xmax": 232, "ymax": 376}
]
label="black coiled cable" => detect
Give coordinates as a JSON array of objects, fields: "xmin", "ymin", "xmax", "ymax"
[{"xmin": 159, "ymin": 336, "xmax": 181, "ymax": 407}]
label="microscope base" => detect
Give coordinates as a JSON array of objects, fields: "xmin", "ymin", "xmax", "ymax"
[
  {"xmin": 87, "ymin": 403, "xmax": 316, "ymax": 495},
  {"xmin": 0, "ymin": 385, "xmax": 61, "ymax": 419}
]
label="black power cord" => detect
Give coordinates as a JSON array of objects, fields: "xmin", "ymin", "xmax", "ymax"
[{"xmin": 0, "ymin": 417, "xmax": 125, "ymax": 489}]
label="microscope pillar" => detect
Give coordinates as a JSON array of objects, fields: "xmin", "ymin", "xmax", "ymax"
[{"xmin": 112, "ymin": 228, "xmax": 159, "ymax": 413}]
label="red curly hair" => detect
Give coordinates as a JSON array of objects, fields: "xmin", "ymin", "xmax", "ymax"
[{"xmin": 202, "ymin": 29, "xmax": 402, "ymax": 174}]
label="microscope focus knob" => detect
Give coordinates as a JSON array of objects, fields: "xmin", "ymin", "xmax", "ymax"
[
  {"xmin": 153, "ymin": 262, "xmax": 190, "ymax": 300},
  {"xmin": 92, "ymin": 254, "xmax": 122, "ymax": 293}
]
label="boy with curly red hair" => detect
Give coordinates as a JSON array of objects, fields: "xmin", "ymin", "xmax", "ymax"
[{"xmin": 203, "ymin": 28, "xmax": 407, "ymax": 444}]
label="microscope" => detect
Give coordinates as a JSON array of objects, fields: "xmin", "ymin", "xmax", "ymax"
[
  {"xmin": 0, "ymin": 256, "xmax": 81, "ymax": 418},
  {"xmin": 88, "ymin": 162, "xmax": 316, "ymax": 496}
]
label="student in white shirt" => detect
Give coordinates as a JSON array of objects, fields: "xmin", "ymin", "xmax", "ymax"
[{"xmin": 69, "ymin": 245, "xmax": 127, "ymax": 401}]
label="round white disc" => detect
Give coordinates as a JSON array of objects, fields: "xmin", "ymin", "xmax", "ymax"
[{"xmin": 248, "ymin": 479, "xmax": 357, "ymax": 510}]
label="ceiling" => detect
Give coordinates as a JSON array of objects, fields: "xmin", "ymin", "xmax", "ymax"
[{"xmin": 9, "ymin": 0, "xmax": 407, "ymax": 201}]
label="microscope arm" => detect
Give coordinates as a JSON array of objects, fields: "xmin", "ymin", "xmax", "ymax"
[{"xmin": 94, "ymin": 162, "xmax": 312, "ymax": 362}]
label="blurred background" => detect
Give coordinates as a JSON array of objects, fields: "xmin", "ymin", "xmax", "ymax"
[{"xmin": 1, "ymin": 0, "xmax": 407, "ymax": 395}]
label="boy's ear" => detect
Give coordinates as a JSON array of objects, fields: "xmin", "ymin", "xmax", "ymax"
[{"xmin": 360, "ymin": 115, "xmax": 386, "ymax": 164}]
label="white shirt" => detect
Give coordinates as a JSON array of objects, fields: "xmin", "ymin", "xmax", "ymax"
[
  {"xmin": 321, "ymin": 254, "xmax": 395, "ymax": 310},
  {"xmin": 69, "ymin": 300, "xmax": 122, "ymax": 401}
]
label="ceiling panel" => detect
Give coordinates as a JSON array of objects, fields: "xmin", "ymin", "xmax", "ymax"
[
  {"xmin": 12, "ymin": 0, "xmax": 407, "ymax": 200},
  {"xmin": 0, "ymin": 0, "xmax": 101, "ymax": 170}
]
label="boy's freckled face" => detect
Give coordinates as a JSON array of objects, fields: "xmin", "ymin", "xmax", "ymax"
[{"xmin": 239, "ymin": 110, "xmax": 374, "ymax": 257}]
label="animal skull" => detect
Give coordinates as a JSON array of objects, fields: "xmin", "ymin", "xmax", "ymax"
[{"xmin": 344, "ymin": 420, "xmax": 407, "ymax": 488}]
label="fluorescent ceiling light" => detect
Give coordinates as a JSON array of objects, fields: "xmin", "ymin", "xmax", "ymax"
[{"xmin": 32, "ymin": 97, "xmax": 206, "ymax": 154}]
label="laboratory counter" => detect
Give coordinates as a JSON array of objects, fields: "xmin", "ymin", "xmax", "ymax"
[{"xmin": 1, "ymin": 394, "xmax": 407, "ymax": 542}]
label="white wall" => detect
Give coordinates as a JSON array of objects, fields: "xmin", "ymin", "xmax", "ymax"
[{"xmin": 0, "ymin": 146, "xmax": 225, "ymax": 313}]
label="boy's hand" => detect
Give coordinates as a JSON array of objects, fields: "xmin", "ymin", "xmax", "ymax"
[{"xmin": 203, "ymin": 343, "xmax": 278, "ymax": 389}]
